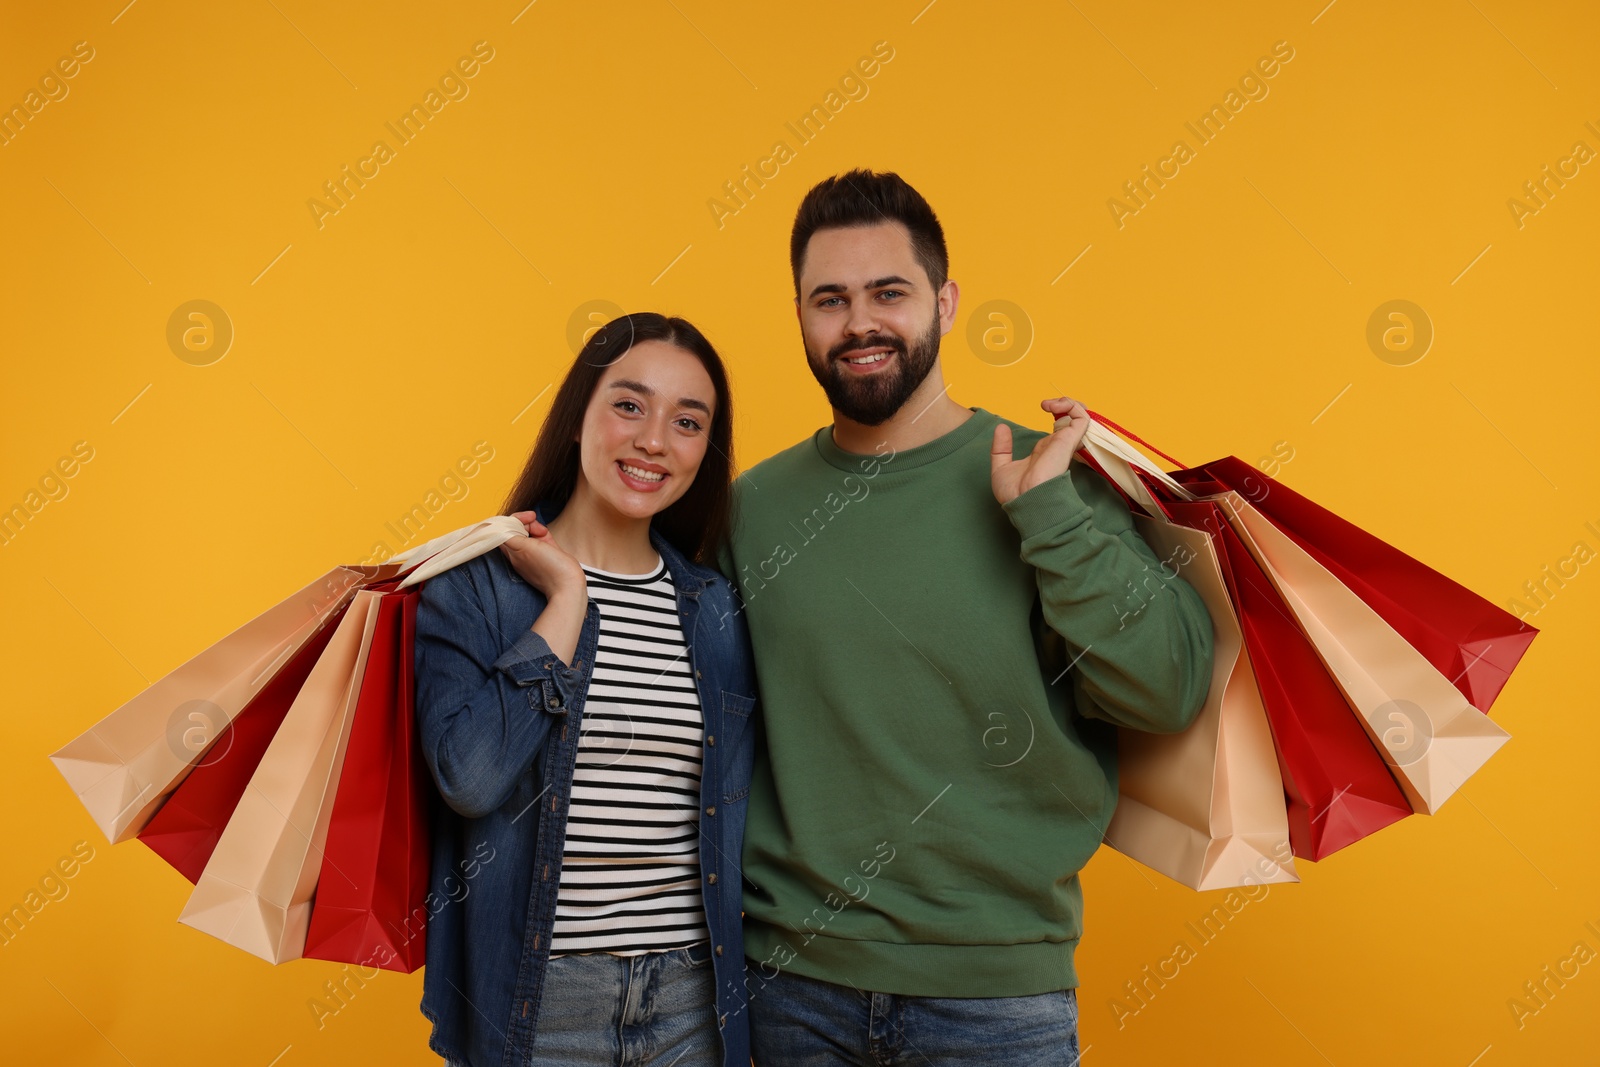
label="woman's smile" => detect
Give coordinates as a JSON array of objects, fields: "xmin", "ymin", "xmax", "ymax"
[{"xmin": 616, "ymin": 459, "xmax": 669, "ymax": 490}]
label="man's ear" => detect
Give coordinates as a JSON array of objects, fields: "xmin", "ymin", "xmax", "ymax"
[{"xmin": 938, "ymin": 278, "xmax": 960, "ymax": 336}]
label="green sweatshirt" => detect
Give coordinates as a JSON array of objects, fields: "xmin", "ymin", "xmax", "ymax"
[{"xmin": 718, "ymin": 407, "xmax": 1213, "ymax": 997}]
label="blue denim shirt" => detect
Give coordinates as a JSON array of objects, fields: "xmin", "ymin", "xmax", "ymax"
[{"xmin": 412, "ymin": 504, "xmax": 757, "ymax": 1067}]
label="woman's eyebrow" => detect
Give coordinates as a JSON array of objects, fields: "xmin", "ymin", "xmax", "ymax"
[{"xmin": 607, "ymin": 379, "xmax": 711, "ymax": 416}]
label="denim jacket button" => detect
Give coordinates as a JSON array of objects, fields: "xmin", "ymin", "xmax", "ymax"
[
  {"xmin": 705, "ymin": 806, "xmax": 715, "ymax": 816},
  {"xmin": 715, "ymin": 944, "xmax": 724, "ymax": 956},
  {"xmin": 707, "ymin": 873, "xmax": 717, "ymax": 884},
  {"xmin": 707, "ymin": 735, "xmax": 715, "ymax": 746}
]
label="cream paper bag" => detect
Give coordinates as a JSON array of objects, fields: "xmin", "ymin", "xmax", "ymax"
[
  {"xmin": 50, "ymin": 567, "xmax": 386, "ymax": 843},
  {"xmin": 53, "ymin": 514, "xmax": 526, "ymax": 846},
  {"xmin": 1221, "ymin": 493, "xmax": 1509, "ymax": 814},
  {"xmin": 1105, "ymin": 516, "xmax": 1298, "ymax": 889},
  {"xmin": 178, "ymin": 589, "xmax": 385, "ymax": 963}
]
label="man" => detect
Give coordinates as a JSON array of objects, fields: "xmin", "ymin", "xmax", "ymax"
[{"xmin": 718, "ymin": 169, "xmax": 1214, "ymax": 1064}]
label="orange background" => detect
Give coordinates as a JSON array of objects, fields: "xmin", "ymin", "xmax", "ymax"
[{"xmin": 3, "ymin": 1, "xmax": 1596, "ymax": 1063}]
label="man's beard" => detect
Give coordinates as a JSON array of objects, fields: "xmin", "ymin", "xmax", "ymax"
[{"xmin": 806, "ymin": 311, "xmax": 942, "ymax": 426}]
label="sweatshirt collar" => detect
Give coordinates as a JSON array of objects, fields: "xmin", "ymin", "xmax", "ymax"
[{"xmin": 812, "ymin": 407, "xmax": 999, "ymax": 474}]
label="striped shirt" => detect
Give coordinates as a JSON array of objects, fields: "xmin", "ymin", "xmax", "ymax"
[{"xmin": 548, "ymin": 557, "xmax": 711, "ymax": 957}]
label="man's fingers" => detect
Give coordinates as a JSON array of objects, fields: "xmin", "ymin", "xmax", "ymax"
[
  {"xmin": 1041, "ymin": 397, "xmax": 1088, "ymax": 429},
  {"xmin": 991, "ymin": 424, "xmax": 1016, "ymax": 477}
]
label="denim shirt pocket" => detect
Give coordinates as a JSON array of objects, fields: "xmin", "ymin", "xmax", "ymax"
[{"xmin": 718, "ymin": 691, "xmax": 755, "ymax": 802}]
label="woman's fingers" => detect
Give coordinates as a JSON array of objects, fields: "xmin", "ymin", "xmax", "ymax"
[{"xmin": 506, "ymin": 509, "xmax": 549, "ymax": 536}]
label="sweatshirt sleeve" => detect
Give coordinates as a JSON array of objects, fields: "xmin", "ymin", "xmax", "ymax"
[{"xmin": 1002, "ymin": 462, "xmax": 1213, "ymax": 734}]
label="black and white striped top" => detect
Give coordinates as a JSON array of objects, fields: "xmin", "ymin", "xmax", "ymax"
[{"xmin": 548, "ymin": 557, "xmax": 711, "ymax": 957}]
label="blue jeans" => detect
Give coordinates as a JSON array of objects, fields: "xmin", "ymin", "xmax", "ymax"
[
  {"xmin": 749, "ymin": 966, "xmax": 1080, "ymax": 1066},
  {"xmin": 511, "ymin": 942, "xmax": 720, "ymax": 1066}
]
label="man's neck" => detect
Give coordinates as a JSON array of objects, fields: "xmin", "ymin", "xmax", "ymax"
[{"xmin": 829, "ymin": 373, "xmax": 973, "ymax": 455}]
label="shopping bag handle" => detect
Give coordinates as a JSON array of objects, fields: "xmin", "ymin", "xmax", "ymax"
[
  {"xmin": 382, "ymin": 514, "xmax": 529, "ymax": 590},
  {"xmin": 1074, "ymin": 413, "xmax": 1195, "ymax": 517},
  {"xmin": 1086, "ymin": 409, "xmax": 1188, "ymax": 469}
]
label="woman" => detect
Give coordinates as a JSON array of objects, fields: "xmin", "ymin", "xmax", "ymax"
[{"xmin": 412, "ymin": 313, "xmax": 757, "ymax": 1067}]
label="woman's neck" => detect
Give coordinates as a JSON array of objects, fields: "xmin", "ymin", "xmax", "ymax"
[{"xmin": 543, "ymin": 486, "xmax": 661, "ymax": 575}]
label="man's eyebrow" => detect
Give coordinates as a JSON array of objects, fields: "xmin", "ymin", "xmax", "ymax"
[
  {"xmin": 865, "ymin": 275, "xmax": 915, "ymax": 291},
  {"xmin": 806, "ymin": 283, "xmax": 847, "ymax": 299},
  {"xmin": 607, "ymin": 378, "xmax": 712, "ymax": 417},
  {"xmin": 805, "ymin": 275, "xmax": 916, "ymax": 300}
]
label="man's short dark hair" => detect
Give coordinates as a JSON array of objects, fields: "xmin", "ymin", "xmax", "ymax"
[{"xmin": 790, "ymin": 169, "xmax": 948, "ymax": 298}]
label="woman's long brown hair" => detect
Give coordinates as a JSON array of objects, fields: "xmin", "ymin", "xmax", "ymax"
[{"xmin": 500, "ymin": 312, "xmax": 734, "ymax": 564}]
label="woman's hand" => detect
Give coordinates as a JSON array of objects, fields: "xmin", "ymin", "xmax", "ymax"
[
  {"xmin": 500, "ymin": 511, "xmax": 588, "ymax": 665},
  {"xmin": 990, "ymin": 397, "xmax": 1091, "ymax": 505},
  {"xmin": 498, "ymin": 511, "xmax": 586, "ymax": 600}
]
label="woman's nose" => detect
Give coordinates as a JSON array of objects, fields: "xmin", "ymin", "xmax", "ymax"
[{"xmin": 635, "ymin": 418, "xmax": 667, "ymax": 454}]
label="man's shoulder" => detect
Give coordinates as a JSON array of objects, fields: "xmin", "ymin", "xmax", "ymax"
[
  {"xmin": 727, "ymin": 429, "xmax": 845, "ymax": 551},
  {"xmin": 733, "ymin": 430, "xmax": 830, "ymax": 505},
  {"xmin": 745, "ymin": 430, "xmax": 826, "ymax": 478},
  {"xmin": 993, "ymin": 411, "xmax": 1049, "ymax": 456}
]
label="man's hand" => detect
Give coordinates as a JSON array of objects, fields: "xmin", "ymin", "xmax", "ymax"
[{"xmin": 990, "ymin": 397, "xmax": 1090, "ymax": 505}]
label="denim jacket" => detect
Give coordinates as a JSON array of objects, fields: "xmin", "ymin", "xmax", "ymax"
[{"xmin": 412, "ymin": 502, "xmax": 757, "ymax": 1067}]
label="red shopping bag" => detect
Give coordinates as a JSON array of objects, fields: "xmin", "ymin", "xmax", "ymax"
[
  {"xmin": 302, "ymin": 581, "xmax": 429, "ymax": 973},
  {"xmin": 1173, "ymin": 456, "xmax": 1536, "ymax": 712},
  {"xmin": 1165, "ymin": 495, "xmax": 1414, "ymax": 860},
  {"xmin": 138, "ymin": 607, "xmax": 350, "ymax": 882}
]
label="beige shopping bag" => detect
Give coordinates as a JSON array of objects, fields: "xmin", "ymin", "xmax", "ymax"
[
  {"xmin": 1105, "ymin": 515, "xmax": 1298, "ymax": 890},
  {"xmin": 52, "ymin": 514, "xmax": 525, "ymax": 848},
  {"xmin": 1221, "ymin": 494, "xmax": 1510, "ymax": 814},
  {"xmin": 178, "ymin": 589, "xmax": 385, "ymax": 963},
  {"xmin": 50, "ymin": 566, "xmax": 392, "ymax": 843}
]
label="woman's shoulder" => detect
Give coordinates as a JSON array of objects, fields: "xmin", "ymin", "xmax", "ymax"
[
  {"xmin": 416, "ymin": 542, "xmax": 527, "ymax": 608},
  {"xmin": 651, "ymin": 533, "xmax": 728, "ymax": 590},
  {"xmin": 654, "ymin": 543, "xmax": 744, "ymax": 621}
]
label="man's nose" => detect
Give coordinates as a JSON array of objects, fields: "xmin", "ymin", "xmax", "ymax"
[{"xmin": 843, "ymin": 298, "xmax": 881, "ymax": 339}]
